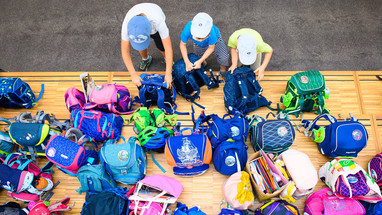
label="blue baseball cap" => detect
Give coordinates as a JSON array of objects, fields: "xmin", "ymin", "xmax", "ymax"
[{"xmin": 128, "ymin": 16, "xmax": 152, "ymax": 51}]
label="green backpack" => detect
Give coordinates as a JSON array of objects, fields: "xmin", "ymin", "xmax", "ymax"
[{"xmin": 279, "ymin": 70, "xmax": 330, "ymax": 117}]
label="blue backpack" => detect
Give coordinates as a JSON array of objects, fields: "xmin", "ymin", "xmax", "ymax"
[
  {"xmin": 223, "ymin": 67, "xmax": 271, "ymax": 114},
  {"xmin": 138, "ymin": 73, "xmax": 178, "ymax": 114},
  {"xmin": 0, "ymin": 78, "xmax": 44, "ymax": 109},
  {"xmin": 76, "ymin": 164, "xmax": 117, "ymax": 194},
  {"xmin": 100, "ymin": 136, "xmax": 146, "ymax": 184},
  {"xmin": 361, "ymin": 201, "xmax": 382, "ymax": 215},
  {"xmin": 213, "ymin": 139, "xmax": 248, "ymax": 175},
  {"xmin": 172, "ymin": 53, "xmax": 220, "ymax": 107},
  {"xmin": 249, "ymin": 113, "xmax": 295, "ymax": 153},
  {"xmin": 301, "ymin": 113, "xmax": 367, "ymax": 158}
]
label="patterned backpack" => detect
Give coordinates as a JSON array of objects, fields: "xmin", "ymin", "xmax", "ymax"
[
  {"xmin": 278, "ymin": 70, "xmax": 330, "ymax": 117},
  {"xmin": 368, "ymin": 152, "xmax": 382, "ymax": 189},
  {"xmin": 76, "ymin": 164, "xmax": 117, "ymax": 194},
  {"xmin": 0, "ymin": 78, "xmax": 44, "ymax": 109},
  {"xmin": 255, "ymin": 200, "xmax": 299, "ymax": 215},
  {"xmin": 223, "ymin": 67, "xmax": 271, "ymax": 114}
]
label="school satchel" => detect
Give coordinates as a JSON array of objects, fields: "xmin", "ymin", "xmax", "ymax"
[
  {"xmin": 81, "ymin": 188, "xmax": 130, "ymax": 215},
  {"xmin": 300, "ymin": 113, "xmax": 367, "ymax": 158},
  {"xmin": 278, "ymin": 70, "xmax": 330, "ymax": 117},
  {"xmin": 369, "ymin": 152, "xmax": 382, "ymax": 189},
  {"xmin": 255, "ymin": 200, "xmax": 299, "ymax": 215},
  {"xmin": 165, "ymin": 123, "xmax": 212, "ymax": 176},
  {"xmin": 213, "ymin": 139, "xmax": 248, "ymax": 176},
  {"xmin": 0, "ymin": 78, "xmax": 44, "ymax": 109},
  {"xmin": 249, "ymin": 113, "xmax": 295, "ymax": 154},
  {"xmin": 100, "ymin": 136, "xmax": 147, "ymax": 185},
  {"xmin": 223, "ymin": 66, "xmax": 271, "ymax": 114}
]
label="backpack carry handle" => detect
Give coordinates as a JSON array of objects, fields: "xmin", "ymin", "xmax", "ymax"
[
  {"xmin": 301, "ymin": 114, "xmax": 337, "ymax": 136},
  {"xmin": 265, "ymin": 112, "xmax": 277, "ymax": 120}
]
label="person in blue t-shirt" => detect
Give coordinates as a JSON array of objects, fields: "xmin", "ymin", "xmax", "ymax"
[{"xmin": 179, "ymin": 13, "xmax": 229, "ymax": 74}]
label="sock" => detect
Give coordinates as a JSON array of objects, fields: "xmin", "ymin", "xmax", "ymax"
[{"xmin": 142, "ymin": 56, "xmax": 149, "ymax": 61}]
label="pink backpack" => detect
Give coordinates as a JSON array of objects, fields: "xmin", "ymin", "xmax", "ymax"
[
  {"xmin": 65, "ymin": 83, "xmax": 134, "ymax": 114},
  {"xmin": 304, "ymin": 187, "xmax": 365, "ymax": 215}
]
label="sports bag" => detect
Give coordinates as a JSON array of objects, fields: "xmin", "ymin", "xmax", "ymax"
[
  {"xmin": 222, "ymin": 171, "xmax": 254, "ymax": 210},
  {"xmin": 369, "ymin": 152, "xmax": 382, "ymax": 189},
  {"xmin": 0, "ymin": 78, "xmax": 44, "ymax": 109},
  {"xmin": 223, "ymin": 66, "xmax": 271, "ymax": 114},
  {"xmin": 76, "ymin": 164, "xmax": 117, "ymax": 194},
  {"xmin": 202, "ymin": 112, "xmax": 249, "ymax": 148},
  {"xmin": 304, "ymin": 187, "xmax": 365, "ymax": 215},
  {"xmin": 301, "ymin": 113, "xmax": 367, "ymax": 158},
  {"xmin": 276, "ymin": 149, "xmax": 318, "ymax": 202},
  {"xmin": 172, "ymin": 53, "xmax": 219, "ymax": 104},
  {"xmin": 165, "ymin": 123, "xmax": 212, "ymax": 176},
  {"xmin": 255, "ymin": 200, "xmax": 299, "ymax": 215},
  {"xmin": 279, "ymin": 70, "xmax": 330, "ymax": 117},
  {"xmin": 249, "ymin": 112, "xmax": 295, "ymax": 153},
  {"xmin": 137, "ymin": 73, "xmax": 177, "ymax": 114},
  {"xmin": 70, "ymin": 109, "xmax": 124, "ymax": 142},
  {"xmin": 100, "ymin": 136, "xmax": 146, "ymax": 184},
  {"xmin": 319, "ymin": 158, "xmax": 382, "ymax": 203},
  {"xmin": 45, "ymin": 128, "xmax": 99, "ymax": 175},
  {"xmin": 213, "ymin": 139, "xmax": 248, "ymax": 175}
]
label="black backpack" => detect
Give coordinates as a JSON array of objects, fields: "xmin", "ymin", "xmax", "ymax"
[{"xmin": 81, "ymin": 188, "xmax": 129, "ymax": 215}]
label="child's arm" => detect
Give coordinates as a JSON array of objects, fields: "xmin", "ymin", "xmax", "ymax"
[
  {"xmin": 121, "ymin": 39, "xmax": 142, "ymax": 87},
  {"xmin": 179, "ymin": 41, "xmax": 194, "ymax": 71},
  {"xmin": 255, "ymin": 46, "xmax": 273, "ymax": 81},
  {"xmin": 229, "ymin": 47, "xmax": 238, "ymax": 73},
  {"xmin": 162, "ymin": 36, "xmax": 173, "ymax": 89},
  {"xmin": 193, "ymin": 45, "xmax": 215, "ymax": 69}
]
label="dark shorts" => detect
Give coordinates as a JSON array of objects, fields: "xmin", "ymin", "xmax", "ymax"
[{"xmin": 150, "ymin": 32, "xmax": 165, "ymax": 52}]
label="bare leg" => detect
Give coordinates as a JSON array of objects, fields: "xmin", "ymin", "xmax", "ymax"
[
  {"xmin": 138, "ymin": 49, "xmax": 149, "ymax": 60},
  {"xmin": 220, "ymin": 65, "xmax": 227, "ymax": 72}
]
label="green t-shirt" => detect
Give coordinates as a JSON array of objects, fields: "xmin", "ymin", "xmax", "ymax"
[{"xmin": 228, "ymin": 28, "xmax": 272, "ymax": 53}]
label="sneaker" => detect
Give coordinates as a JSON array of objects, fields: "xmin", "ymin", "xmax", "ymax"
[{"xmin": 139, "ymin": 55, "xmax": 153, "ymax": 71}]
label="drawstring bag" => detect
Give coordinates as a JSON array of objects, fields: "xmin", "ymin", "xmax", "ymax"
[{"xmin": 222, "ymin": 171, "xmax": 254, "ymax": 210}]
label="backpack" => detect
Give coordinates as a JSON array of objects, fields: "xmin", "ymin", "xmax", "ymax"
[
  {"xmin": 137, "ymin": 73, "xmax": 178, "ymax": 114},
  {"xmin": 304, "ymin": 187, "xmax": 365, "ymax": 215},
  {"xmin": 0, "ymin": 78, "xmax": 44, "ymax": 109},
  {"xmin": 81, "ymin": 188, "xmax": 130, "ymax": 215},
  {"xmin": 202, "ymin": 113, "xmax": 249, "ymax": 148},
  {"xmin": 0, "ymin": 123, "xmax": 15, "ymax": 156},
  {"xmin": 70, "ymin": 109, "xmax": 125, "ymax": 142},
  {"xmin": 100, "ymin": 136, "xmax": 146, "ymax": 184},
  {"xmin": 65, "ymin": 83, "xmax": 134, "ymax": 115},
  {"xmin": 174, "ymin": 202, "xmax": 206, "ymax": 215},
  {"xmin": 301, "ymin": 113, "xmax": 367, "ymax": 158},
  {"xmin": 172, "ymin": 53, "xmax": 220, "ymax": 106},
  {"xmin": 45, "ymin": 128, "xmax": 99, "ymax": 176},
  {"xmin": 165, "ymin": 123, "xmax": 212, "ymax": 176},
  {"xmin": 279, "ymin": 70, "xmax": 330, "ymax": 117},
  {"xmin": 249, "ymin": 112, "xmax": 295, "ymax": 153},
  {"xmin": 223, "ymin": 67, "xmax": 271, "ymax": 114},
  {"xmin": 319, "ymin": 158, "xmax": 382, "ymax": 203},
  {"xmin": 368, "ymin": 152, "xmax": 382, "ymax": 189},
  {"xmin": 218, "ymin": 209, "xmax": 244, "ymax": 215},
  {"xmin": 222, "ymin": 171, "xmax": 254, "ymax": 210},
  {"xmin": 213, "ymin": 139, "xmax": 248, "ymax": 175},
  {"xmin": 76, "ymin": 164, "xmax": 117, "ymax": 194},
  {"xmin": 361, "ymin": 201, "xmax": 382, "ymax": 215},
  {"xmin": 255, "ymin": 200, "xmax": 299, "ymax": 215}
]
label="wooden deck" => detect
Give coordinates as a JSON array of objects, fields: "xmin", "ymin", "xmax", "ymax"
[{"xmin": 1, "ymin": 71, "xmax": 382, "ymax": 214}]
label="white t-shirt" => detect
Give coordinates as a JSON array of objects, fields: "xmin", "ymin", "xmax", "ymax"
[{"xmin": 121, "ymin": 3, "xmax": 169, "ymax": 41}]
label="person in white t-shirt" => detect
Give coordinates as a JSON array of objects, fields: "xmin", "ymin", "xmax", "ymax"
[{"xmin": 121, "ymin": 3, "xmax": 173, "ymax": 88}]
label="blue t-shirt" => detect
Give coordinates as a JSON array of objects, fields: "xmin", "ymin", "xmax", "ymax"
[{"xmin": 180, "ymin": 21, "xmax": 220, "ymax": 48}]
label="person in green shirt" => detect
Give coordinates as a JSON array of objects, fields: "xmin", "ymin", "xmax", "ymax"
[{"xmin": 227, "ymin": 28, "xmax": 273, "ymax": 81}]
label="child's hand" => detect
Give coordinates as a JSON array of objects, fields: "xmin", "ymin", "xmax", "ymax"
[
  {"xmin": 192, "ymin": 60, "xmax": 202, "ymax": 69},
  {"xmin": 254, "ymin": 66, "xmax": 266, "ymax": 81},
  {"xmin": 132, "ymin": 74, "xmax": 143, "ymax": 87},
  {"xmin": 185, "ymin": 60, "xmax": 194, "ymax": 71},
  {"xmin": 229, "ymin": 65, "xmax": 237, "ymax": 74},
  {"xmin": 164, "ymin": 74, "xmax": 172, "ymax": 89}
]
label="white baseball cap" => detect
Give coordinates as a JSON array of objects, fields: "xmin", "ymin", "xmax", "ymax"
[
  {"xmin": 237, "ymin": 34, "xmax": 257, "ymax": 65},
  {"xmin": 191, "ymin": 12, "xmax": 213, "ymax": 38}
]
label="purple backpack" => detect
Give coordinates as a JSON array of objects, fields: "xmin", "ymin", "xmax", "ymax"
[
  {"xmin": 369, "ymin": 152, "xmax": 382, "ymax": 189},
  {"xmin": 65, "ymin": 83, "xmax": 134, "ymax": 114},
  {"xmin": 255, "ymin": 200, "xmax": 299, "ymax": 215}
]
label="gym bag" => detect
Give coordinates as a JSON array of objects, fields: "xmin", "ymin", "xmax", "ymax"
[
  {"xmin": 249, "ymin": 112, "xmax": 295, "ymax": 153},
  {"xmin": 202, "ymin": 112, "xmax": 249, "ymax": 148},
  {"xmin": 70, "ymin": 109, "xmax": 124, "ymax": 142},
  {"xmin": 223, "ymin": 66, "xmax": 271, "ymax": 114},
  {"xmin": 100, "ymin": 136, "xmax": 146, "ymax": 184},
  {"xmin": 0, "ymin": 78, "xmax": 44, "ymax": 109},
  {"xmin": 278, "ymin": 70, "xmax": 329, "ymax": 117},
  {"xmin": 172, "ymin": 53, "xmax": 220, "ymax": 106},
  {"xmin": 137, "ymin": 73, "xmax": 178, "ymax": 114},
  {"xmin": 319, "ymin": 158, "xmax": 382, "ymax": 203},
  {"xmin": 304, "ymin": 187, "xmax": 365, "ymax": 215},
  {"xmin": 213, "ymin": 139, "xmax": 248, "ymax": 175},
  {"xmin": 76, "ymin": 164, "xmax": 117, "ymax": 194},
  {"xmin": 255, "ymin": 200, "xmax": 299, "ymax": 215},
  {"xmin": 165, "ymin": 123, "xmax": 212, "ymax": 176},
  {"xmin": 301, "ymin": 113, "xmax": 367, "ymax": 158},
  {"xmin": 369, "ymin": 152, "xmax": 382, "ymax": 189},
  {"xmin": 45, "ymin": 128, "xmax": 99, "ymax": 175}
]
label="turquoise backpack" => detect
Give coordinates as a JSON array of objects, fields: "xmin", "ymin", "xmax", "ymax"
[
  {"xmin": 76, "ymin": 164, "xmax": 117, "ymax": 194},
  {"xmin": 100, "ymin": 136, "xmax": 146, "ymax": 184}
]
